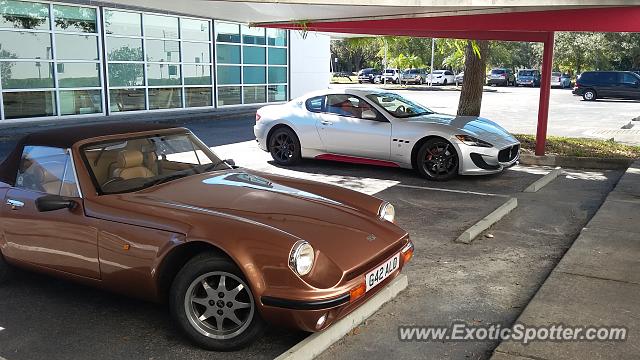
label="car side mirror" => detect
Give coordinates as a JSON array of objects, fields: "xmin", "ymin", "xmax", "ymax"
[
  {"xmin": 225, "ymin": 159, "xmax": 236, "ymax": 167},
  {"xmin": 36, "ymin": 194, "xmax": 76, "ymax": 212},
  {"xmin": 361, "ymin": 110, "xmax": 377, "ymax": 120}
]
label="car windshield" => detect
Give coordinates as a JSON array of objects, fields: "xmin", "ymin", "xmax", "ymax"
[
  {"xmin": 385, "ymin": 69, "xmax": 395, "ymax": 74},
  {"xmin": 491, "ymin": 69, "xmax": 506, "ymax": 74},
  {"xmin": 82, "ymin": 131, "xmax": 228, "ymax": 195},
  {"xmin": 552, "ymin": 72, "xmax": 561, "ymax": 77},
  {"xmin": 519, "ymin": 70, "xmax": 535, "ymax": 76},
  {"xmin": 432, "ymin": 70, "xmax": 444, "ymax": 74},
  {"xmin": 366, "ymin": 92, "xmax": 433, "ymax": 118}
]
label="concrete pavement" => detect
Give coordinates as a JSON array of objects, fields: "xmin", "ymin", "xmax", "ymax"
[{"xmin": 491, "ymin": 160, "xmax": 640, "ymax": 360}]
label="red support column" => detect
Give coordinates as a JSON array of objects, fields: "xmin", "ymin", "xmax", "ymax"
[{"xmin": 535, "ymin": 31, "xmax": 554, "ymax": 155}]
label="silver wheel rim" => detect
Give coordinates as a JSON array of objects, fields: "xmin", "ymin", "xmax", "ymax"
[
  {"xmin": 184, "ymin": 271, "xmax": 255, "ymax": 340},
  {"xmin": 585, "ymin": 92, "xmax": 594, "ymax": 100}
]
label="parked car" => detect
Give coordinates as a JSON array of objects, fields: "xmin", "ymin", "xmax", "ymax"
[
  {"xmin": 455, "ymin": 71, "xmax": 464, "ymax": 85},
  {"xmin": 383, "ymin": 68, "xmax": 401, "ymax": 84},
  {"xmin": 487, "ymin": 68, "xmax": 515, "ymax": 86},
  {"xmin": 255, "ymin": 88, "xmax": 520, "ymax": 181},
  {"xmin": 573, "ymin": 71, "xmax": 640, "ymax": 101},
  {"xmin": 400, "ymin": 68, "xmax": 427, "ymax": 84},
  {"xmin": 427, "ymin": 70, "xmax": 455, "ymax": 85},
  {"xmin": 551, "ymin": 72, "xmax": 572, "ymax": 88},
  {"xmin": 516, "ymin": 69, "xmax": 541, "ymax": 87},
  {"xmin": 0, "ymin": 123, "xmax": 414, "ymax": 350},
  {"xmin": 357, "ymin": 68, "xmax": 382, "ymax": 84}
]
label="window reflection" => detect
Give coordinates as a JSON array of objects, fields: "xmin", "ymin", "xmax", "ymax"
[
  {"xmin": 148, "ymin": 87, "xmax": 181, "ymax": 109},
  {"xmin": 183, "ymin": 64, "xmax": 211, "ymax": 85},
  {"xmin": 53, "ymin": 5, "xmax": 96, "ymax": 33},
  {"xmin": 1, "ymin": 61, "xmax": 54, "ymax": 89},
  {"xmin": 218, "ymin": 86, "xmax": 241, "ymax": 105},
  {"xmin": 106, "ymin": 37, "xmax": 143, "ymax": 61},
  {"xmin": 144, "ymin": 14, "xmax": 178, "ymax": 39},
  {"xmin": 104, "ymin": 10, "xmax": 141, "ymax": 36},
  {"xmin": 3, "ymin": 91, "xmax": 55, "ymax": 118},
  {"xmin": 147, "ymin": 63, "xmax": 180, "ymax": 86},
  {"xmin": 243, "ymin": 86, "xmax": 266, "ymax": 104},
  {"xmin": 59, "ymin": 89, "xmax": 102, "ymax": 115},
  {"xmin": 108, "ymin": 63, "xmax": 144, "ymax": 86},
  {"xmin": 0, "ymin": 0, "xmax": 49, "ymax": 30},
  {"xmin": 145, "ymin": 39, "xmax": 180, "ymax": 62},
  {"xmin": 0, "ymin": 30, "xmax": 51, "ymax": 59},
  {"xmin": 109, "ymin": 88, "xmax": 145, "ymax": 112},
  {"xmin": 56, "ymin": 33, "xmax": 99, "ymax": 60},
  {"xmin": 185, "ymin": 87, "xmax": 211, "ymax": 107},
  {"xmin": 57, "ymin": 62, "xmax": 100, "ymax": 87}
]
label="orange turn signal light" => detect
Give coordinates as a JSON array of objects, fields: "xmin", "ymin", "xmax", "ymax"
[
  {"xmin": 401, "ymin": 241, "xmax": 414, "ymax": 264},
  {"xmin": 349, "ymin": 283, "xmax": 366, "ymax": 302}
]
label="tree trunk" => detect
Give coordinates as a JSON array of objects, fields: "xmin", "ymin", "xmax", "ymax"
[{"xmin": 457, "ymin": 40, "xmax": 489, "ymax": 116}]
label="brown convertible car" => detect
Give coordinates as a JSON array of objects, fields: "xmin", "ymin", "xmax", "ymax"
[{"xmin": 0, "ymin": 123, "xmax": 413, "ymax": 350}]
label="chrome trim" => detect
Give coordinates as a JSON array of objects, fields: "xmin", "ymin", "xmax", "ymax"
[
  {"xmin": 67, "ymin": 149, "xmax": 84, "ymax": 199},
  {"xmin": 288, "ymin": 240, "xmax": 314, "ymax": 277},
  {"xmin": 6, "ymin": 199, "xmax": 24, "ymax": 209}
]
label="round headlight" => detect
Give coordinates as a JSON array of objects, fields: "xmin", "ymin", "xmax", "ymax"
[
  {"xmin": 289, "ymin": 241, "xmax": 315, "ymax": 276},
  {"xmin": 379, "ymin": 202, "xmax": 396, "ymax": 223}
]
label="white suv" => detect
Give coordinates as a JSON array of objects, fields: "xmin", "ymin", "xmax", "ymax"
[{"xmin": 383, "ymin": 68, "xmax": 401, "ymax": 84}]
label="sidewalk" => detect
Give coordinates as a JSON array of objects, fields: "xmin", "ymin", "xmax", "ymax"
[{"xmin": 491, "ymin": 160, "xmax": 640, "ymax": 360}]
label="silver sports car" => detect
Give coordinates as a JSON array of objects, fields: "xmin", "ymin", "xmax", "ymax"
[{"xmin": 254, "ymin": 88, "xmax": 520, "ymax": 181}]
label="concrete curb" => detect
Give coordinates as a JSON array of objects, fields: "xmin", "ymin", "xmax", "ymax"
[
  {"xmin": 456, "ymin": 198, "xmax": 518, "ymax": 244},
  {"xmin": 519, "ymin": 154, "xmax": 632, "ymax": 170},
  {"xmin": 523, "ymin": 167, "xmax": 562, "ymax": 193},
  {"xmin": 275, "ymin": 274, "xmax": 408, "ymax": 360}
]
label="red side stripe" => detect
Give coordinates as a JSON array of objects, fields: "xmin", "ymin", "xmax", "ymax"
[{"xmin": 315, "ymin": 154, "xmax": 400, "ymax": 168}]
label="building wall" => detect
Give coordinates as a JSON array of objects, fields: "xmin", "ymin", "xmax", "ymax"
[
  {"xmin": 289, "ymin": 31, "xmax": 330, "ymax": 99},
  {"xmin": 0, "ymin": 0, "xmax": 329, "ymax": 124}
]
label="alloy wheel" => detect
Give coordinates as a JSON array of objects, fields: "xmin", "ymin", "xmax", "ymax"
[
  {"xmin": 272, "ymin": 133, "xmax": 295, "ymax": 162},
  {"xmin": 423, "ymin": 142, "xmax": 458, "ymax": 179},
  {"xmin": 184, "ymin": 271, "xmax": 255, "ymax": 340}
]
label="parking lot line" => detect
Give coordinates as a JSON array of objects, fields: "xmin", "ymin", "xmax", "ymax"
[
  {"xmin": 395, "ymin": 184, "xmax": 509, "ymax": 198},
  {"xmin": 524, "ymin": 167, "xmax": 562, "ymax": 192}
]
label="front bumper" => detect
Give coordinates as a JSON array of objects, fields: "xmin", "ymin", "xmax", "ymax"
[
  {"xmin": 457, "ymin": 141, "xmax": 520, "ymax": 175},
  {"xmin": 488, "ymin": 78, "xmax": 508, "ymax": 85},
  {"xmin": 259, "ymin": 239, "xmax": 413, "ymax": 332}
]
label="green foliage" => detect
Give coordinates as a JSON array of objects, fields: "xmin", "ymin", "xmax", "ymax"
[{"xmin": 332, "ymin": 32, "xmax": 640, "ymax": 75}]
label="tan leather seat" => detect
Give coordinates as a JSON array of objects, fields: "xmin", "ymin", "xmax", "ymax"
[{"xmin": 112, "ymin": 150, "xmax": 155, "ymax": 180}]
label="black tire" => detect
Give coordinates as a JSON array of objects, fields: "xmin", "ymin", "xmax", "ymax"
[
  {"xmin": 170, "ymin": 253, "xmax": 266, "ymax": 351},
  {"xmin": 358, "ymin": 80, "xmax": 363, "ymax": 84},
  {"xmin": 416, "ymin": 138, "xmax": 459, "ymax": 181},
  {"xmin": 268, "ymin": 127, "xmax": 301, "ymax": 166},
  {"xmin": 582, "ymin": 89, "xmax": 597, "ymax": 101},
  {"xmin": 0, "ymin": 251, "xmax": 11, "ymax": 284},
  {"xmin": 443, "ymin": 79, "xmax": 448, "ymax": 85}
]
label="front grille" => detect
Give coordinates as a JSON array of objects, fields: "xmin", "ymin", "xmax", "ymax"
[{"xmin": 498, "ymin": 144, "xmax": 520, "ymax": 162}]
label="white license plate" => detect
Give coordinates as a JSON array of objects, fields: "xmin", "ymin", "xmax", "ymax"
[{"xmin": 365, "ymin": 253, "xmax": 400, "ymax": 292}]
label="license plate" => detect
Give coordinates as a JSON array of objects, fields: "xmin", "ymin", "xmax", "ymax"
[{"xmin": 365, "ymin": 253, "xmax": 400, "ymax": 292}]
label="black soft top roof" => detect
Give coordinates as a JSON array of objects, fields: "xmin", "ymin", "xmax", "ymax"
[{"xmin": 0, "ymin": 122, "xmax": 176, "ymax": 185}]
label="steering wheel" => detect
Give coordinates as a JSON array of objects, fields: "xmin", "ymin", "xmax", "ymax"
[
  {"xmin": 101, "ymin": 177, "xmax": 124, "ymax": 189},
  {"xmin": 395, "ymin": 105, "xmax": 406, "ymax": 113}
]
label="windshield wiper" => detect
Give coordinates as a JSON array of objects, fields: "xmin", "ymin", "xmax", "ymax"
[{"xmin": 142, "ymin": 172, "xmax": 192, "ymax": 188}]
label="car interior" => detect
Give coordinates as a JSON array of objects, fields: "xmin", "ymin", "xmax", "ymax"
[{"xmin": 82, "ymin": 133, "xmax": 222, "ymax": 194}]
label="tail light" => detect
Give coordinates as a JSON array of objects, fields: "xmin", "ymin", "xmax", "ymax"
[{"xmin": 255, "ymin": 112, "xmax": 261, "ymax": 123}]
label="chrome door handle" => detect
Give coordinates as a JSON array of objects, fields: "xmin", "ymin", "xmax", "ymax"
[
  {"xmin": 6, "ymin": 199, "xmax": 24, "ymax": 210},
  {"xmin": 321, "ymin": 120, "xmax": 333, "ymax": 126}
]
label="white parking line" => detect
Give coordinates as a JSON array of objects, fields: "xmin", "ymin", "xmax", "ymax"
[{"xmin": 395, "ymin": 184, "xmax": 509, "ymax": 198}]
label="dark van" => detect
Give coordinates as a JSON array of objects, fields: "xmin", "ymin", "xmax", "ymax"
[
  {"xmin": 574, "ymin": 71, "xmax": 640, "ymax": 101},
  {"xmin": 357, "ymin": 68, "xmax": 382, "ymax": 84}
]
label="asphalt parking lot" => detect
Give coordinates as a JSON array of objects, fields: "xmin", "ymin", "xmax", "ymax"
[
  {"xmin": 0, "ymin": 116, "xmax": 624, "ymax": 360},
  {"xmin": 331, "ymin": 84, "xmax": 640, "ymax": 145}
]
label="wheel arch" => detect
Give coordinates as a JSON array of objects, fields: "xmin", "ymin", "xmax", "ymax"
[
  {"xmin": 156, "ymin": 241, "xmax": 236, "ymax": 303},
  {"xmin": 265, "ymin": 123, "xmax": 298, "ymax": 151},
  {"xmin": 410, "ymin": 135, "xmax": 457, "ymax": 170}
]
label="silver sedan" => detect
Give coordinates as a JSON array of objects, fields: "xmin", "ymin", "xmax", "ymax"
[{"xmin": 254, "ymin": 88, "xmax": 520, "ymax": 181}]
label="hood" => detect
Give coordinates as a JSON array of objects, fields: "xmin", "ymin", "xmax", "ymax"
[
  {"xmin": 408, "ymin": 113, "xmax": 518, "ymax": 147},
  {"xmin": 111, "ymin": 170, "xmax": 405, "ymax": 271}
]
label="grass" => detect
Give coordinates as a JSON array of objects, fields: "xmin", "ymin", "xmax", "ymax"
[
  {"xmin": 516, "ymin": 134, "xmax": 640, "ymax": 159},
  {"xmin": 330, "ymin": 76, "xmax": 359, "ymax": 84}
]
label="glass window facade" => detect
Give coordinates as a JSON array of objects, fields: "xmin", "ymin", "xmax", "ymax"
[
  {"xmin": 0, "ymin": 1, "xmax": 102, "ymax": 119},
  {"xmin": 215, "ymin": 22, "xmax": 287, "ymax": 106},
  {"xmin": 0, "ymin": 2, "xmax": 288, "ymax": 120}
]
